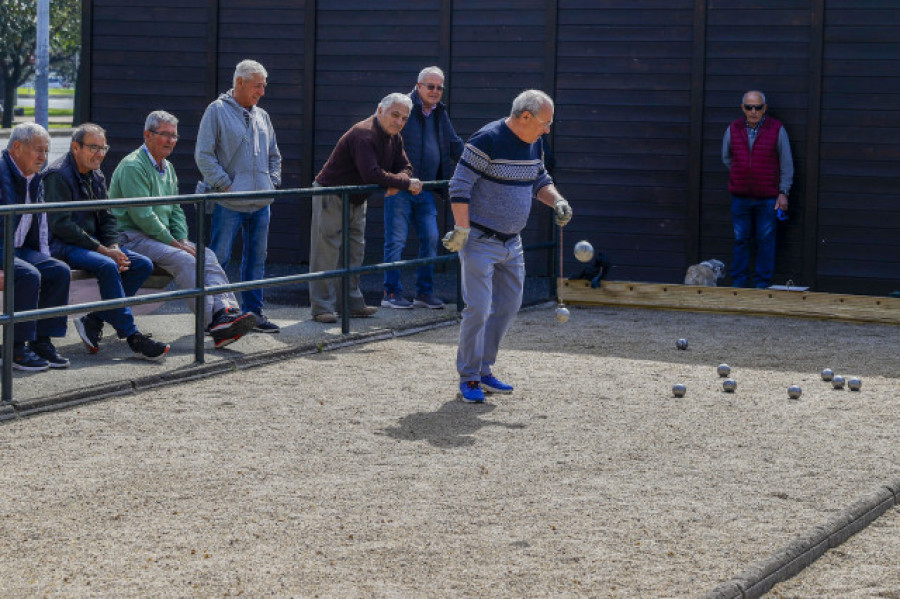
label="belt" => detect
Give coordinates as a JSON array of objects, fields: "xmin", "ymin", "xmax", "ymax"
[{"xmin": 470, "ymin": 221, "xmax": 518, "ymax": 243}]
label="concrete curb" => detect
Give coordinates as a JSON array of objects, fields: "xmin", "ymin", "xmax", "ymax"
[
  {"xmin": 702, "ymin": 478, "xmax": 900, "ymax": 598},
  {"xmin": 4, "ymin": 313, "xmax": 461, "ymax": 421}
]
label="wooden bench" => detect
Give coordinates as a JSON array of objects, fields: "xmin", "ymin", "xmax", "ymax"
[
  {"xmin": 0, "ymin": 267, "xmax": 174, "ymax": 317},
  {"xmin": 68, "ymin": 267, "xmax": 174, "ymax": 316}
]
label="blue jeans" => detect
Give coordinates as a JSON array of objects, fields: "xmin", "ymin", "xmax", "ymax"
[
  {"xmin": 383, "ymin": 190, "xmax": 438, "ymax": 296},
  {"xmin": 51, "ymin": 241, "xmax": 153, "ymax": 338},
  {"xmin": 209, "ymin": 204, "xmax": 270, "ymax": 315},
  {"xmin": 731, "ymin": 195, "xmax": 777, "ymax": 288},
  {"xmin": 12, "ymin": 248, "xmax": 70, "ymax": 343}
]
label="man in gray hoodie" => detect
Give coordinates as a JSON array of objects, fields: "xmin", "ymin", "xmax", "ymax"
[{"xmin": 195, "ymin": 59, "xmax": 282, "ymax": 333}]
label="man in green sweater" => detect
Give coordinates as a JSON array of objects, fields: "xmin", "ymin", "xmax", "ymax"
[{"xmin": 108, "ymin": 111, "xmax": 255, "ymax": 349}]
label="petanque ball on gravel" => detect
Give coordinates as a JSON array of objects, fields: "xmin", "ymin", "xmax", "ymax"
[
  {"xmin": 676, "ymin": 338, "xmax": 688, "ymax": 350},
  {"xmin": 555, "ymin": 305, "xmax": 570, "ymax": 323},
  {"xmin": 788, "ymin": 385, "xmax": 802, "ymax": 399},
  {"xmin": 821, "ymin": 368, "xmax": 834, "ymax": 381},
  {"xmin": 717, "ymin": 363, "xmax": 731, "ymax": 377},
  {"xmin": 573, "ymin": 240, "xmax": 595, "ymax": 263},
  {"xmin": 848, "ymin": 377, "xmax": 862, "ymax": 391},
  {"xmin": 672, "ymin": 384, "xmax": 686, "ymax": 398},
  {"xmin": 723, "ymin": 378, "xmax": 737, "ymax": 393},
  {"xmin": 832, "ymin": 375, "xmax": 845, "ymax": 389}
]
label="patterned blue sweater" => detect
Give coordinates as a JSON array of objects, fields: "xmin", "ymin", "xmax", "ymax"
[{"xmin": 449, "ymin": 118, "xmax": 552, "ymax": 235}]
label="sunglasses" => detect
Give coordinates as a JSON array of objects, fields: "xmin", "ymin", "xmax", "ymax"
[
  {"xmin": 421, "ymin": 83, "xmax": 444, "ymax": 92},
  {"xmin": 743, "ymin": 104, "xmax": 765, "ymax": 112}
]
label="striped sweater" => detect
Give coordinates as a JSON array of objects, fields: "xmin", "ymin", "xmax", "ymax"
[{"xmin": 449, "ymin": 118, "xmax": 552, "ymax": 235}]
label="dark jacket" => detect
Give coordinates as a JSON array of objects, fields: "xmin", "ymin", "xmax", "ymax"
[
  {"xmin": 44, "ymin": 152, "xmax": 118, "ymax": 250},
  {"xmin": 401, "ymin": 87, "xmax": 463, "ymax": 185},
  {"xmin": 315, "ymin": 115, "xmax": 413, "ymax": 205},
  {"xmin": 727, "ymin": 116, "xmax": 783, "ymax": 198},
  {"xmin": 0, "ymin": 149, "xmax": 44, "ymax": 258}
]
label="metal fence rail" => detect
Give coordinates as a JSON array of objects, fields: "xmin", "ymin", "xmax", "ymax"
[{"xmin": 1, "ymin": 180, "xmax": 556, "ymax": 403}]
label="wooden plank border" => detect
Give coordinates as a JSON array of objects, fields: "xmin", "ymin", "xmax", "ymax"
[{"xmin": 561, "ymin": 280, "xmax": 900, "ymax": 325}]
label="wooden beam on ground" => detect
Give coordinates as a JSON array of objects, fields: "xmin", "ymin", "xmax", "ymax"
[{"xmin": 560, "ymin": 280, "xmax": 900, "ymax": 326}]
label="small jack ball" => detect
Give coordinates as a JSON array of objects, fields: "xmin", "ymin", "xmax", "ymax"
[
  {"xmin": 573, "ymin": 240, "xmax": 595, "ymax": 263},
  {"xmin": 672, "ymin": 384, "xmax": 686, "ymax": 398},
  {"xmin": 717, "ymin": 363, "xmax": 731, "ymax": 377},
  {"xmin": 723, "ymin": 378, "xmax": 737, "ymax": 393},
  {"xmin": 848, "ymin": 378, "xmax": 862, "ymax": 391},
  {"xmin": 821, "ymin": 368, "xmax": 834, "ymax": 381},
  {"xmin": 676, "ymin": 338, "xmax": 689, "ymax": 350},
  {"xmin": 788, "ymin": 385, "xmax": 802, "ymax": 399},
  {"xmin": 832, "ymin": 375, "xmax": 845, "ymax": 389},
  {"xmin": 555, "ymin": 305, "xmax": 570, "ymax": 323}
]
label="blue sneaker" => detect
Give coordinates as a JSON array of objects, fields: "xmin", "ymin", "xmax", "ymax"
[
  {"xmin": 481, "ymin": 373, "xmax": 513, "ymax": 394},
  {"xmin": 458, "ymin": 381, "xmax": 485, "ymax": 403}
]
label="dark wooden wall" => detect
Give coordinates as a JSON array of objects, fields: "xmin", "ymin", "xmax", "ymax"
[{"xmin": 83, "ymin": 0, "xmax": 900, "ymax": 294}]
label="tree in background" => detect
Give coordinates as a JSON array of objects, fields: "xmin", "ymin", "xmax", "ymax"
[{"xmin": 0, "ymin": 0, "xmax": 80, "ymax": 128}]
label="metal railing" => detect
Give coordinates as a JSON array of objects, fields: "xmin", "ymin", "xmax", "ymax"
[{"xmin": 1, "ymin": 180, "xmax": 556, "ymax": 403}]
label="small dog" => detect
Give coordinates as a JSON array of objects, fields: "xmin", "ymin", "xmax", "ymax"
[
  {"xmin": 684, "ymin": 259, "xmax": 725, "ymax": 286},
  {"xmin": 569, "ymin": 252, "xmax": 612, "ymax": 289}
]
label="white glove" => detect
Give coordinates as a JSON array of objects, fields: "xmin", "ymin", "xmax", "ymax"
[
  {"xmin": 442, "ymin": 226, "xmax": 470, "ymax": 252},
  {"xmin": 554, "ymin": 198, "xmax": 573, "ymax": 227}
]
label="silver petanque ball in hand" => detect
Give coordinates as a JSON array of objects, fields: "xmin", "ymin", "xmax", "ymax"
[
  {"xmin": 821, "ymin": 368, "xmax": 834, "ymax": 381},
  {"xmin": 555, "ymin": 305, "xmax": 570, "ymax": 323},
  {"xmin": 788, "ymin": 385, "xmax": 802, "ymax": 399},
  {"xmin": 676, "ymin": 338, "xmax": 689, "ymax": 350},
  {"xmin": 723, "ymin": 378, "xmax": 737, "ymax": 393},
  {"xmin": 573, "ymin": 240, "xmax": 595, "ymax": 263},
  {"xmin": 672, "ymin": 384, "xmax": 686, "ymax": 398},
  {"xmin": 717, "ymin": 363, "xmax": 731, "ymax": 377},
  {"xmin": 832, "ymin": 375, "xmax": 845, "ymax": 389},
  {"xmin": 848, "ymin": 377, "xmax": 862, "ymax": 391}
]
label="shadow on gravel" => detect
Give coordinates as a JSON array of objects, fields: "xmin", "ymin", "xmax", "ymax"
[{"xmin": 380, "ymin": 400, "xmax": 526, "ymax": 448}]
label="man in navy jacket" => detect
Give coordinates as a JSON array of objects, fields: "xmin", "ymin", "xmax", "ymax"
[
  {"xmin": 381, "ymin": 66, "xmax": 463, "ymax": 310},
  {"xmin": 0, "ymin": 123, "xmax": 70, "ymax": 371}
]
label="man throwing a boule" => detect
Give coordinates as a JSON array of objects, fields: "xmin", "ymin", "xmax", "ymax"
[{"xmin": 443, "ymin": 89, "xmax": 573, "ymax": 403}]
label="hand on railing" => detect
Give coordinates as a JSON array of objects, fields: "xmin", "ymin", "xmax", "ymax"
[{"xmin": 409, "ymin": 178, "xmax": 423, "ymax": 195}]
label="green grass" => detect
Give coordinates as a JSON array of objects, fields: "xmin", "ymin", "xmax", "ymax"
[
  {"xmin": 21, "ymin": 107, "xmax": 73, "ymax": 118},
  {"xmin": 15, "ymin": 87, "xmax": 75, "ymax": 97}
]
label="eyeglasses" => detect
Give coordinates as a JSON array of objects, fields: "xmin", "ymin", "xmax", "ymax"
[
  {"xmin": 421, "ymin": 83, "xmax": 444, "ymax": 92},
  {"xmin": 530, "ymin": 112, "xmax": 553, "ymax": 129},
  {"xmin": 149, "ymin": 130, "xmax": 179, "ymax": 141},
  {"xmin": 743, "ymin": 104, "xmax": 765, "ymax": 112},
  {"xmin": 80, "ymin": 142, "xmax": 110, "ymax": 154}
]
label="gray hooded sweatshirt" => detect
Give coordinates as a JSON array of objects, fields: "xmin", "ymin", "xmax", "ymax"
[{"xmin": 195, "ymin": 90, "xmax": 282, "ymax": 212}]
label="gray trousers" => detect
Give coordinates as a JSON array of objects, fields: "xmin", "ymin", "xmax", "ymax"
[
  {"xmin": 456, "ymin": 233, "xmax": 525, "ymax": 382},
  {"xmin": 119, "ymin": 230, "xmax": 239, "ymax": 325},
  {"xmin": 308, "ymin": 188, "xmax": 368, "ymax": 316}
]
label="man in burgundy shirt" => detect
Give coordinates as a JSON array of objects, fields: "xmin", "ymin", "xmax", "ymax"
[
  {"xmin": 309, "ymin": 93, "xmax": 423, "ymax": 323},
  {"xmin": 722, "ymin": 90, "xmax": 794, "ymax": 288}
]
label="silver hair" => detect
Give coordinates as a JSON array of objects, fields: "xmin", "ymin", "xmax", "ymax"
[
  {"xmin": 510, "ymin": 89, "xmax": 554, "ymax": 118},
  {"xmin": 233, "ymin": 59, "xmax": 268, "ymax": 87},
  {"xmin": 72, "ymin": 123, "xmax": 106, "ymax": 144},
  {"xmin": 417, "ymin": 66, "xmax": 444, "ymax": 83},
  {"xmin": 144, "ymin": 110, "xmax": 179, "ymax": 133},
  {"xmin": 7, "ymin": 122, "xmax": 50, "ymax": 150},
  {"xmin": 742, "ymin": 90, "xmax": 767, "ymax": 104},
  {"xmin": 378, "ymin": 93, "xmax": 413, "ymax": 113}
]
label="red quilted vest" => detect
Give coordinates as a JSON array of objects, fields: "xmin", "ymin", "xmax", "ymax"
[{"xmin": 728, "ymin": 116, "xmax": 782, "ymax": 198}]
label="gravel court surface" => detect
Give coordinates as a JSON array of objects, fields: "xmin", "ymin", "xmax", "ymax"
[
  {"xmin": 0, "ymin": 304, "xmax": 897, "ymax": 596},
  {"xmin": 766, "ymin": 505, "xmax": 900, "ymax": 597}
]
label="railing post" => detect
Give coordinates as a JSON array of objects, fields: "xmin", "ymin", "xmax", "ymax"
[
  {"xmin": 2, "ymin": 214, "xmax": 15, "ymax": 403},
  {"xmin": 194, "ymin": 198, "xmax": 207, "ymax": 363},
  {"xmin": 340, "ymin": 191, "xmax": 351, "ymax": 335}
]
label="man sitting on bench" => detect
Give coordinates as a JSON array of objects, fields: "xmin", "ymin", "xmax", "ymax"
[{"xmin": 45, "ymin": 123, "xmax": 170, "ymax": 361}]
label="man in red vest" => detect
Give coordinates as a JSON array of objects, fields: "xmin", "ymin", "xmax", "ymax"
[{"xmin": 722, "ymin": 90, "xmax": 794, "ymax": 288}]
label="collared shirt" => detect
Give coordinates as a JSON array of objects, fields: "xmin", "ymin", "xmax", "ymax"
[
  {"xmin": 745, "ymin": 115, "xmax": 766, "ymax": 150},
  {"xmin": 141, "ymin": 145, "xmax": 166, "ymax": 174},
  {"xmin": 9, "ymin": 159, "xmax": 50, "ymax": 254}
]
